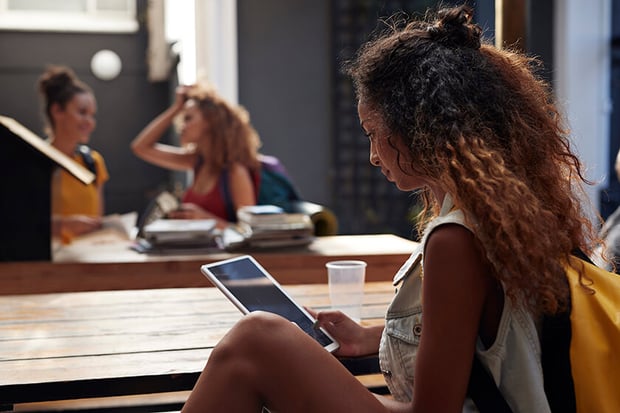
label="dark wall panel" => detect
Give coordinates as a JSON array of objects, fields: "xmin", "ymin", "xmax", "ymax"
[{"xmin": 237, "ymin": 0, "xmax": 332, "ymax": 206}]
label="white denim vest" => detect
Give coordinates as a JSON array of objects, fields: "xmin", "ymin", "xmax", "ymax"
[{"xmin": 378, "ymin": 195, "xmax": 551, "ymax": 412}]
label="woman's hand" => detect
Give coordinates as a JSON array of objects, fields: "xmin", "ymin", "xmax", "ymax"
[
  {"xmin": 167, "ymin": 203, "xmax": 228, "ymax": 228},
  {"xmin": 52, "ymin": 215, "xmax": 102, "ymax": 243},
  {"xmin": 308, "ymin": 309, "xmax": 383, "ymax": 357},
  {"xmin": 63, "ymin": 215, "xmax": 102, "ymax": 236},
  {"xmin": 167, "ymin": 203, "xmax": 215, "ymax": 219},
  {"xmin": 173, "ymin": 85, "xmax": 190, "ymax": 111}
]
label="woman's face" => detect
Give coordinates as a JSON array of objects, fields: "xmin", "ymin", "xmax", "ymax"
[
  {"xmin": 358, "ymin": 99, "xmax": 427, "ymax": 192},
  {"xmin": 179, "ymin": 100, "xmax": 208, "ymax": 146},
  {"xmin": 52, "ymin": 92, "xmax": 96, "ymax": 144}
]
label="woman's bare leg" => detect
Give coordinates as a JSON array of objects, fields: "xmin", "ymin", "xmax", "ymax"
[{"xmin": 181, "ymin": 311, "xmax": 387, "ymax": 412}]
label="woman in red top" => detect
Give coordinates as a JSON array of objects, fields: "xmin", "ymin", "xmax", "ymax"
[{"xmin": 131, "ymin": 83, "xmax": 261, "ymax": 228}]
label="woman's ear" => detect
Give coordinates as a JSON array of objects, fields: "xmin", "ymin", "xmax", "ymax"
[{"xmin": 50, "ymin": 102, "xmax": 64, "ymax": 119}]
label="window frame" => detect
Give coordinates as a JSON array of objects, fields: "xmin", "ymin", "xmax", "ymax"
[{"xmin": 0, "ymin": 0, "xmax": 138, "ymax": 33}]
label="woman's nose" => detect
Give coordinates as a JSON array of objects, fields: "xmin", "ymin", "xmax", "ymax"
[{"xmin": 369, "ymin": 150, "xmax": 380, "ymax": 166}]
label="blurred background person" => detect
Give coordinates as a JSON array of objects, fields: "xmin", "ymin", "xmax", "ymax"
[
  {"xmin": 38, "ymin": 65, "xmax": 109, "ymax": 240},
  {"xmin": 131, "ymin": 83, "xmax": 261, "ymax": 229},
  {"xmin": 596, "ymin": 147, "xmax": 620, "ymax": 272}
]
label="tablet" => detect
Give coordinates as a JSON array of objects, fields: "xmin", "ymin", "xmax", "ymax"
[{"xmin": 201, "ymin": 255, "xmax": 340, "ymax": 352}]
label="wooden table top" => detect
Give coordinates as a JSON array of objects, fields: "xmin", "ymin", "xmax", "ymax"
[
  {"xmin": 0, "ymin": 281, "xmax": 395, "ymax": 408},
  {"xmin": 0, "ymin": 234, "xmax": 416, "ymax": 295}
]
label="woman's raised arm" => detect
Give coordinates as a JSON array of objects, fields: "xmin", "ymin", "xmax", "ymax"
[{"xmin": 131, "ymin": 86, "xmax": 195, "ymax": 171}]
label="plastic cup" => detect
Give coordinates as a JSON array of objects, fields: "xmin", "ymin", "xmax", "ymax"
[{"xmin": 325, "ymin": 260, "xmax": 367, "ymax": 321}]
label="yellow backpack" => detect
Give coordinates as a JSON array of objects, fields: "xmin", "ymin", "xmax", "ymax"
[
  {"xmin": 561, "ymin": 256, "xmax": 620, "ymax": 413},
  {"xmin": 469, "ymin": 254, "xmax": 620, "ymax": 413}
]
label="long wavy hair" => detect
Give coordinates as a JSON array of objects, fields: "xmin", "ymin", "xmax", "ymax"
[
  {"xmin": 185, "ymin": 83, "xmax": 261, "ymax": 172},
  {"xmin": 345, "ymin": 5, "xmax": 600, "ymax": 315}
]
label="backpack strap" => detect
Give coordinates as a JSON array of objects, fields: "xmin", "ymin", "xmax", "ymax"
[
  {"xmin": 219, "ymin": 169, "xmax": 237, "ymax": 222},
  {"xmin": 572, "ymin": 248, "xmax": 593, "ymax": 264},
  {"xmin": 538, "ymin": 250, "xmax": 582, "ymax": 413},
  {"xmin": 540, "ymin": 304, "xmax": 576, "ymax": 413},
  {"xmin": 467, "ymin": 356, "xmax": 514, "ymax": 413},
  {"xmin": 76, "ymin": 144, "xmax": 98, "ymax": 180}
]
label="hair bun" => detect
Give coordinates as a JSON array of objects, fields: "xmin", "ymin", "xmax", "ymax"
[
  {"xmin": 426, "ymin": 5, "xmax": 481, "ymax": 50},
  {"xmin": 38, "ymin": 66, "xmax": 77, "ymax": 98}
]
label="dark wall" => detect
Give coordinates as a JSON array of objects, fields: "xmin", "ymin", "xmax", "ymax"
[
  {"xmin": 237, "ymin": 0, "xmax": 332, "ymax": 206},
  {"xmin": 0, "ymin": 1, "xmax": 174, "ymax": 218},
  {"xmin": 527, "ymin": 0, "xmax": 555, "ymax": 85}
]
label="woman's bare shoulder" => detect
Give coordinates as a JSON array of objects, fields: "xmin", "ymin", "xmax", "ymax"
[
  {"xmin": 423, "ymin": 223, "xmax": 490, "ymax": 279},
  {"xmin": 228, "ymin": 162, "xmax": 253, "ymax": 177},
  {"xmin": 425, "ymin": 223, "xmax": 476, "ymax": 251}
]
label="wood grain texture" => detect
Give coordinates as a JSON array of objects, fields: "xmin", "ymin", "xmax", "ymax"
[
  {"xmin": 0, "ymin": 234, "xmax": 416, "ymax": 294},
  {"xmin": 0, "ymin": 282, "xmax": 395, "ymax": 406}
]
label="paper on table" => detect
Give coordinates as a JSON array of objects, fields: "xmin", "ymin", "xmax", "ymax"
[{"xmin": 101, "ymin": 212, "xmax": 138, "ymax": 239}]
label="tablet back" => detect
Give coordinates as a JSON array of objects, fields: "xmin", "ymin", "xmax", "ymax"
[{"xmin": 201, "ymin": 255, "xmax": 339, "ymax": 352}]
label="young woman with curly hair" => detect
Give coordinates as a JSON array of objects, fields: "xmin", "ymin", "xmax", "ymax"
[
  {"xmin": 180, "ymin": 4, "xmax": 599, "ymax": 412},
  {"xmin": 131, "ymin": 83, "xmax": 261, "ymax": 228}
]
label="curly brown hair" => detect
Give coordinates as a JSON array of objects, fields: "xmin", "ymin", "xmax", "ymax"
[
  {"xmin": 185, "ymin": 82, "xmax": 261, "ymax": 173},
  {"xmin": 345, "ymin": 5, "xmax": 600, "ymax": 315}
]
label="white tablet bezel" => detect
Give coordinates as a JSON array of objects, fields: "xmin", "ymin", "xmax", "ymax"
[{"xmin": 201, "ymin": 255, "xmax": 340, "ymax": 353}]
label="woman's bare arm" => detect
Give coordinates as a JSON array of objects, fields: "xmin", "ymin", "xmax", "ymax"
[
  {"xmin": 131, "ymin": 88, "xmax": 195, "ymax": 171},
  {"xmin": 411, "ymin": 224, "xmax": 494, "ymax": 413},
  {"xmin": 228, "ymin": 163, "xmax": 257, "ymax": 209}
]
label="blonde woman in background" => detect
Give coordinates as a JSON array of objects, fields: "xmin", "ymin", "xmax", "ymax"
[{"xmin": 131, "ymin": 83, "xmax": 261, "ymax": 229}]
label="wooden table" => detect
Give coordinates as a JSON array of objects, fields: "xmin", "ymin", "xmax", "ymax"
[
  {"xmin": 0, "ymin": 234, "xmax": 416, "ymax": 295},
  {"xmin": 0, "ymin": 281, "xmax": 395, "ymax": 412}
]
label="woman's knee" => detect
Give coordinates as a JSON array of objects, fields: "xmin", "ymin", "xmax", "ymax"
[
  {"xmin": 239, "ymin": 311, "xmax": 300, "ymax": 346},
  {"xmin": 214, "ymin": 311, "xmax": 295, "ymax": 358}
]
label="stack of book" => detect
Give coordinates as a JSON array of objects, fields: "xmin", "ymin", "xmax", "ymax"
[
  {"xmin": 236, "ymin": 205, "xmax": 314, "ymax": 248},
  {"xmin": 137, "ymin": 218, "xmax": 219, "ymax": 254}
]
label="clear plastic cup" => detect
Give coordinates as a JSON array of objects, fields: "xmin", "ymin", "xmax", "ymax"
[{"xmin": 325, "ymin": 260, "xmax": 367, "ymax": 321}]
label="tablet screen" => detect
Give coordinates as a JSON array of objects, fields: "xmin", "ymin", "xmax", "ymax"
[{"xmin": 202, "ymin": 256, "xmax": 339, "ymax": 351}]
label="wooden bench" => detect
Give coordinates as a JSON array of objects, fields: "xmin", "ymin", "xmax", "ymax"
[{"xmin": 0, "ymin": 282, "xmax": 395, "ymax": 412}]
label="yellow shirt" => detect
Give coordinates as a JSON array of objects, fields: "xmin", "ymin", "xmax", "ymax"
[{"xmin": 51, "ymin": 149, "xmax": 109, "ymax": 216}]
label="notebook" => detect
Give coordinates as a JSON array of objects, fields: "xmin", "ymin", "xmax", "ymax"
[{"xmin": 142, "ymin": 218, "xmax": 217, "ymax": 245}]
